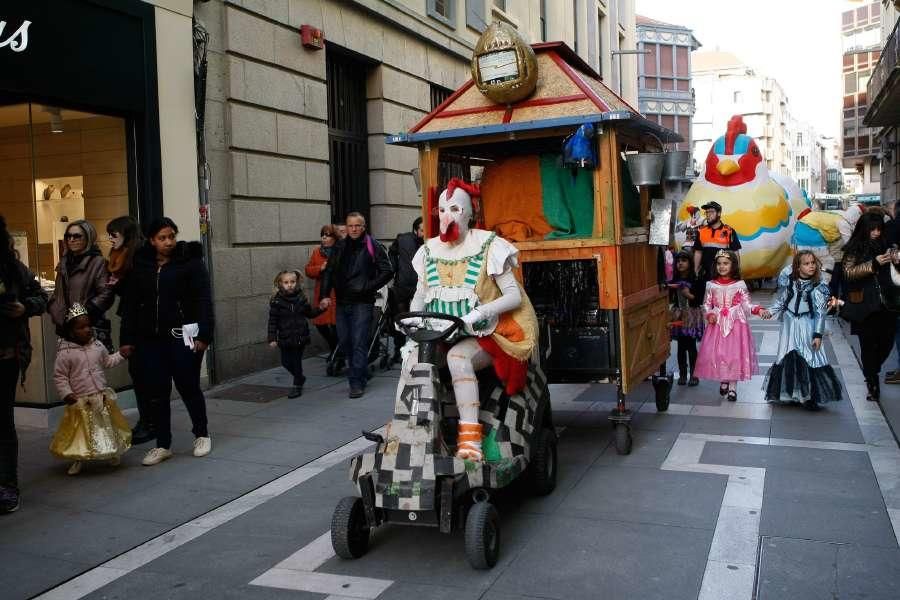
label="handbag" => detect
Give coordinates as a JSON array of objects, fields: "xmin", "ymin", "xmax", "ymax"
[{"xmin": 841, "ymin": 279, "xmax": 882, "ymax": 323}]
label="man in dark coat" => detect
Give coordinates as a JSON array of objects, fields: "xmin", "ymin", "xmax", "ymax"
[
  {"xmin": 320, "ymin": 212, "xmax": 393, "ymax": 397},
  {"xmin": 388, "ymin": 217, "xmax": 424, "ymax": 363}
]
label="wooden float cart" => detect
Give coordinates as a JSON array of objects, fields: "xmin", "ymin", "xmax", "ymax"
[{"xmin": 386, "ymin": 42, "xmax": 682, "ymax": 454}]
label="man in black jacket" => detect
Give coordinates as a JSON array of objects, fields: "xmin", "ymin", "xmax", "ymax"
[
  {"xmin": 320, "ymin": 213, "xmax": 393, "ymax": 397},
  {"xmin": 388, "ymin": 217, "xmax": 424, "ymax": 363}
]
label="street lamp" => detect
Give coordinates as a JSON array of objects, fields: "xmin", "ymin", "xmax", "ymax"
[{"xmin": 610, "ymin": 48, "xmax": 650, "ymax": 97}]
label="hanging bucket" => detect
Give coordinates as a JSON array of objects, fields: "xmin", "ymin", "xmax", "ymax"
[
  {"xmin": 663, "ymin": 150, "xmax": 691, "ymax": 180},
  {"xmin": 626, "ymin": 152, "xmax": 665, "ymax": 186}
]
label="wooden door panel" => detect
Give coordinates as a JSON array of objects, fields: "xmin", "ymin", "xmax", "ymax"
[{"xmin": 619, "ymin": 293, "xmax": 670, "ymax": 394}]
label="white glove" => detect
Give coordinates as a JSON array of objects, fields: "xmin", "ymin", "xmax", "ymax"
[
  {"xmin": 461, "ymin": 307, "xmax": 486, "ymax": 335},
  {"xmin": 399, "ymin": 316, "xmax": 424, "ymax": 330}
]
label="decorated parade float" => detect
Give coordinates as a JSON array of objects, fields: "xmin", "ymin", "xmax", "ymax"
[
  {"xmin": 388, "ymin": 22, "xmax": 685, "ymax": 451},
  {"xmin": 331, "ymin": 23, "xmax": 690, "ymax": 571}
]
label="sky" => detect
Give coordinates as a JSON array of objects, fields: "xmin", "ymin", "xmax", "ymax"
[{"xmin": 635, "ymin": 0, "xmax": 850, "ymax": 138}]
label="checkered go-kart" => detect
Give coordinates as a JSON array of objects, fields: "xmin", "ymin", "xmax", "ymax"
[{"xmin": 331, "ymin": 312, "xmax": 556, "ymax": 569}]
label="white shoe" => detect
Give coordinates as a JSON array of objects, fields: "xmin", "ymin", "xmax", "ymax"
[
  {"xmin": 192, "ymin": 436, "xmax": 212, "ymax": 457},
  {"xmin": 67, "ymin": 461, "xmax": 82, "ymax": 475},
  {"xmin": 142, "ymin": 447, "xmax": 173, "ymax": 466}
]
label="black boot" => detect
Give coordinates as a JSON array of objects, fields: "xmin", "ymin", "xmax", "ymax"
[{"xmin": 866, "ymin": 378, "xmax": 880, "ymax": 402}]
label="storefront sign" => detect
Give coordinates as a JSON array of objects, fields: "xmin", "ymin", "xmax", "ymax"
[{"xmin": 0, "ymin": 19, "xmax": 30, "ymax": 53}]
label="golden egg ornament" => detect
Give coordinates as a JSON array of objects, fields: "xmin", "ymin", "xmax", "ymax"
[{"xmin": 471, "ymin": 21, "xmax": 538, "ymax": 105}]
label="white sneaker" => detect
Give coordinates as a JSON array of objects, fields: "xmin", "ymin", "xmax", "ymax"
[
  {"xmin": 142, "ymin": 447, "xmax": 173, "ymax": 466},
  {"xmin": 67, "ymin": 461, "xmax": 82, "ymax": 475},
  {"xmin": 192, "ymin": 436, "xmax": 212, "ymax": 457}
]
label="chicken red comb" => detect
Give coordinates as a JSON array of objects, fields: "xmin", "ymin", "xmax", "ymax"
[
  {"xmin": 446, "ymin": 177, "xmax": 480, "ymax": 199},
  {"xmin": 725, "ymin": 115, "xmax": 747, "ymax": 155}
]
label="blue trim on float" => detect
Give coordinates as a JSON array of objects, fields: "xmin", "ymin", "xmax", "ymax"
[{"xmin": 384, "ymin": 110, "xmax": 683, "ymax": 145}]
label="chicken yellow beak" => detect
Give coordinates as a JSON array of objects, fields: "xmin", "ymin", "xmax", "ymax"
[{"xmin": 717, "ymin": 159, "xmax": 740, "ymax": 176}]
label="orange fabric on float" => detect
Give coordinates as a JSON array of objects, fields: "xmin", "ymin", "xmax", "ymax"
[{"xmin": 480, "ymin": 155, "xmax": 552, "ymax": 242}]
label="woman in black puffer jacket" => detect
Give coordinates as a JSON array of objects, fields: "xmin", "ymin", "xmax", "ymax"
[
  {"xmin": 268, "ymin": 270, "xmax": 322, "ymax": 398},
  {"xmin": 121, "ymin": 217, "xmax": 214, "ymax": 466}
]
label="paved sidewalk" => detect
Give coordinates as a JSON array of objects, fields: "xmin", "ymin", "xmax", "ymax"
[{"xmin": 4, "ymin": 291, "xmax": 900, "ymax": 599}]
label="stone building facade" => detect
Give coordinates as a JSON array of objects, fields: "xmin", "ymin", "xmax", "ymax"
[{"xmin": 193, "ymin": 0, "xmax": 638, "ymax": 381}]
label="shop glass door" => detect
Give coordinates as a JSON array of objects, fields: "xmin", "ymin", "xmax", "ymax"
[{"xmin": 0, "ymin": 103, "xmax": 132, "ymax": 404}]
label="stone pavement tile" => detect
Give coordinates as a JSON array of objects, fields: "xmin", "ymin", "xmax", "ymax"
[
  {"xmin": 680, "ymin": 415, "xmax": 772, "ymax": 437},
  {"xmin": 835, "ymin": 543, "xmax": 900, "ymax": 598},
  {"xmin": 216, "ymin": 437, "xmax": 328, "ymax": 468},
  {"xmin": 0, "ymin": 504, "xmax": 170, "ymax": 566},
  {"xmin": 760, "ymin": 495, "xmax": 897, "ymax": 548},
  {"xmin": 769, "ymin": 415, "xmax": 864, "ymax": 444},
  {"xmin": 629, "ymin": 411, "xmax": 688, "ymax": 432},
  {"xmin": 375, "ymin": 582, "xmax": 484, "ymax": 600},
  {"xmin": 0, "ymin": 548, "xmax": 93, "ymax": 600},
  {"xmin": 700, "ymin": 442, "xmax": 873, "ymax": 475},
  {"xmin": 88, "ymin": 483, "xmax": 237, "ymax": 526},
  {"xmin": 770, "ymin": 397, "xmax": 857, "ymax": 420},
  {"xmin": 83, "ymin": 569, "xmax": 321, "ymax": 600},
  {"xmin": 757, "ymin": 536, "xmax": 837, "ymax": 600},
  {"xmin": 558, "ymin": 465, "xmax": 726, "ymax": 530},
  {"xmin": 595, "ymin": 431, "xmax": 680, "ymax": 468},
  {"xmin": 170, "ymin": 410, "xmax": 241, "ymax": 434},
  {"xmin": 490, "ymin": 515, "xmax": 709, "ymax": 600},
  {"xmin": 20, "ymin": 462, "xmax": 159, "ymax": 511},
  {"xmin": 317, "ymin": 512, "xmax": 534, "ymax": 593},
  {"xmin": 134, "ymin": 454, "xmax": 292, "ymax": 495},
  {"xmin": 764, "ymin": 468, "xmax": 884, "ymax": 508}
]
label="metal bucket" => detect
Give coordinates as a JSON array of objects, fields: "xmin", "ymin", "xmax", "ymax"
[
  {"xmin": 626, "ymin": 152, "xmax": 665, "ymax": 186},
  {"xmin": 663, "ymin": 150, "xmax": 691, "ymax": 180}
]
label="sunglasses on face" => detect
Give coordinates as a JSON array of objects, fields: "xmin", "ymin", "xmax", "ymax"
[{"xmin": 64, "ymin": 233, "xmax": 84, "ymax": 240}]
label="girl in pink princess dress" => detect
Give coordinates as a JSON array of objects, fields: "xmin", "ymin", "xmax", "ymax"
[{"xmin": 695, "ymin": 250, "xmax": 770, "ymax": 401}]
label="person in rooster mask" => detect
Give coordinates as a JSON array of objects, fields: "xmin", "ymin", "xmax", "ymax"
[{"xmin": 400, "ymin": 179, "xmax": 538, "ymax": 462}]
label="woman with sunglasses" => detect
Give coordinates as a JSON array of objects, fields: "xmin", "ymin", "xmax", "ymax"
[{"xmin": 48, "ymin": 220, "xmax": 114, "ymax": 336}]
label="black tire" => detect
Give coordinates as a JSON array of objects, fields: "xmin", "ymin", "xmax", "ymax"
[
  {"xmin": 465, "ymin": 501, "xmax": 500, "ymax": 569},
  {"xmin": 331, "ymin": 496, "xmax": 370, "ymax": 559},
  {"xmin": 528, "ymin": 428, "xmax": 557, "ymax": 496},
  {"xmin": 614, "ymin": 425, "xmax": 632, "ymax": 455},
  {"xmin": 655, "ymin": 385, "xmax": 671, "ymax": 412}
]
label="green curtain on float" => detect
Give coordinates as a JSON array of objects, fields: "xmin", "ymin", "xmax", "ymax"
[{"xmin": 539, "ymin": 154, "xmax": 594, "ymax": 239}]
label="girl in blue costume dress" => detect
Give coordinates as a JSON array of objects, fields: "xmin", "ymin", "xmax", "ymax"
[
  {"xmin": 763, "ymin": 251, "xmax": 842, "ymax": 410},
  {"xmin": 668, "ymin": 250, "xmax": 705, "ymax": 386}
]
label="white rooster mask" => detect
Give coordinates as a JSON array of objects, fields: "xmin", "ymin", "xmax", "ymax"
[{"xmin": 438, "ymin": 178, "xmax": 480, "ymax": 243}]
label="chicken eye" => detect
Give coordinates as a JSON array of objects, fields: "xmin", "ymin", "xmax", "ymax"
[{"xmin": 751, "ymin": 147, "xmax": 760, "ymax": 156}]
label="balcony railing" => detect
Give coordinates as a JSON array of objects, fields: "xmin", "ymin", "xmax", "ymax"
[{"xmin": 865, "ymin": 16, "xmax": 900, "ymax": 127}]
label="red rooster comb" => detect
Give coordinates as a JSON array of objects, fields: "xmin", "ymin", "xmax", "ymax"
[
  {"xmin": 725, "ymin": 115, "xmax": 747, "ymax": 155},
  {"xmin": 445, "ymin": 177, "xmax": 481, "ymax": 213}
]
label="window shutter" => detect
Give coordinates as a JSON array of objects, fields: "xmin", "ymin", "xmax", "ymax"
[{"xmin": 466, "ymin": 0, "xmax": 486, "ymax": 32}]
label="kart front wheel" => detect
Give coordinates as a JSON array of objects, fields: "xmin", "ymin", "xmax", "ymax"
[
  {"xmin": 465, "ymin": 501, "xmax": 500, "ymax": 569},
  {"xmin": 332, "ymin": 496, "xmax": 370, "ymax": 559}
]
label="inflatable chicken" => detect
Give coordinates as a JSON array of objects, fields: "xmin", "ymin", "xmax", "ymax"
[
  {"xmin": 676, "ymin": 115, "xmax": 810, "ymax": 279},
  {"xmin": 793, "ymin": 204, "xmax": 865, "ymax": 281}
]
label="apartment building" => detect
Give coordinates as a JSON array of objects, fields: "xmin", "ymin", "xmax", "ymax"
[{"xmin": 193, "ymin": 0, "xmax": 640, "ymax": 380}]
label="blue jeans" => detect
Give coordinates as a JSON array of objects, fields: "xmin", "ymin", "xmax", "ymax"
[{"xmin": 335, "ymin": 303, "xmax": 373, "ymax": 390}]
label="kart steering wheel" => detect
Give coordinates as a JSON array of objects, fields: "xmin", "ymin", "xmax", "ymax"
[{"xmin": 394, "ymin": 311, "xmax": 466, "ymax": 344}]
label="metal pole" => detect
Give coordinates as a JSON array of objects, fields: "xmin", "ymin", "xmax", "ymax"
[{"xmin": 610, "ymin": 49, "xmax": 651, "ymax": 98}]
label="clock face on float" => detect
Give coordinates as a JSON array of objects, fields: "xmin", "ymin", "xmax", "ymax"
[
  {"xmin": 477, "ymin": 50, "xmax": 519, "ymax": 85},
  {"xmin": 471, "ymin": 21, "xmax": 538, "ymax": 105}
]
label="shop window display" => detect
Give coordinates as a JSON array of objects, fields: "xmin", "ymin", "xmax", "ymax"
[{"xmin": 0, "ymin": 103, "xmax": 131, "ymax": 404}]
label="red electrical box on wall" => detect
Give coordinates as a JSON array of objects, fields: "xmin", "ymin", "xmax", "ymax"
[{"xmin": 300, "ymin": 25, "xmax": 324, "ymax": 50}]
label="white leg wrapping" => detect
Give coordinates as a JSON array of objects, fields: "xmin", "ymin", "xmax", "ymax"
[{"xmin": 447, "ymin": 338, "xmax": 492, "ymax": 423}]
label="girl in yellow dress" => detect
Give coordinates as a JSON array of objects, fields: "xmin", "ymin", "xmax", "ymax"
[{"xmin": 50, "ymin": 304, "xmax": 132, "ymax": 474}]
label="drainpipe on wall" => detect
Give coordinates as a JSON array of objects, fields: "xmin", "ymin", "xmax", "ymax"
[{"xmin": 193, "ymin": 16, "xmax": 217, "ymax": 385}]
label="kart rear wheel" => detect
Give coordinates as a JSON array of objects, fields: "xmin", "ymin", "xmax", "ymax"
[
  {"xmin": 331, "ymin": 496, "xmax": 370, "ymax": 559},
  {"xmin": 527, "ymin": 427, "xmax": 557, "ymax": 497},
  {"xmin": 465, "ymin": 501, "xmax": 500, "ymax": 569}
]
